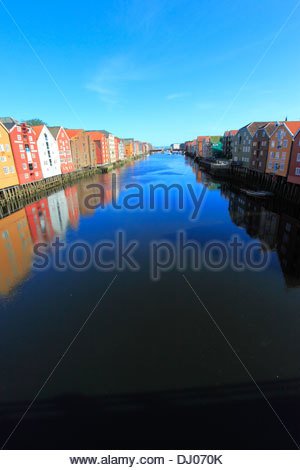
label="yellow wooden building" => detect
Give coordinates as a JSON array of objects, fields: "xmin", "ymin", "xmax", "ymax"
[{"xmin": 0, "ymin": 121, "xmax": 19, "ymax": 190}]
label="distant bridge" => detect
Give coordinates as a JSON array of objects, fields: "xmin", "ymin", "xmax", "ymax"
[{"xmin": 149, "ymin": 148, "xmax": 184, "ymax": 154}]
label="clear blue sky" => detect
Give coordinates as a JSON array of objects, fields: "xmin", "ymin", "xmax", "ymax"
[{"xmin": 1, "ymin": 0, "xmax": 300, "ymax": 146}]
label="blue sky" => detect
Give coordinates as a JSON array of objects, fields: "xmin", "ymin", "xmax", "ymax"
[{"xmin": 0, "ymin": 0, "xmax": 300, "ymax": 145}]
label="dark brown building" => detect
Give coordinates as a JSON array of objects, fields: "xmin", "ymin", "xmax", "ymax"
[
  {"xmin": 223, "ymin": 130, "xmax": 238, "ymax": 159},
  {"xmin": 250, "ymin": 122, "xmax": 279, "ymax": 173}
]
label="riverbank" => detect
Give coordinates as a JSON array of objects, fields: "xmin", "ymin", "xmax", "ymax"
[
  {"xmin": 0, "ymin": 154, "xmax": 147, "ymax": 218},
  {"xmin": 187, "ymin": 154, "xmax": 300, "ymax": 205}
]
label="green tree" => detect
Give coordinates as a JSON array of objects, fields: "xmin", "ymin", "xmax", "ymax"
[{"xmin": 24, "ymin": 118, "xmax": 47, "ymax": 126}]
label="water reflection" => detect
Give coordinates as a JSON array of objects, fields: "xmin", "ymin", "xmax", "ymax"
[
  {"xmin": 0, "ymin": 209, "xmax": 32, "ymax": 296},
  {"xmin": 1, "ymin": 162, "xmax": 300, "ymax": 295},
  {"xmin": 0, "ymin": 174, "xmax": 118, "ymax": 296}
]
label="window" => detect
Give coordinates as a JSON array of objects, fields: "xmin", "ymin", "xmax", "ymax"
[
  {"xmin": 3, "ymin": 166, "xmax": 9, "ymax": 174},
  {"xmin": 24, "ymin": 173, "xmax": 29, "ymax": 179},
  {"xmin": 21, "ymin": 153, "xmax": 25, "ymax": 159},
  {"xmin": 283, "ymin": 140, "xmax": 288, "ymax": 148},
  {"xmin": 296, "ymin": 168, "xmax": 300, "ymax": 176},
  {"xmin": 0, "ymin": 156, "xmax": 6, "ymax": 162},
  {"xmin": 17, "ymin": 126, "xmax": 21, "ymax": 132},
  {"xmin": 17, "ymin": 135, "xmax": 21, "ymax": 141},
  {"xmin": 22, "ymin": 163, "xmax": 27, "ymax": 170},
  {"xmin": 280, "ymin": 163, "xmax": 285, "ymax": 171},
  {"xmin": 5, "ymin": 144, "xmax": 10, "ymax": 152},
  {"xmin": 271, "ymin": 141, "xmax": 275, "ymax": 148},
  {"xmin": 268, "ymin": 162, "xmax": 273, "ymax": 169},
  {"xmin": 33, "ymin": 162, "xmax": 37, "ymax": 168},
  {"xmin": 10, "ymin": 166, "xmax": 15, "ymax": 173},
  {"xmin": 297, "ymin": 153, "xmax": 300, "ymax": 162},
  {"xmin": 282, "ymin": 152, "xmax": 286, "ymax": 160},
  {"xmin": 19, "ymin": 144, "xmax": 23, "ymax": 150},
  {"xmin": 275, "ymin": 152, "xmax": 280, "ymax": 159}
]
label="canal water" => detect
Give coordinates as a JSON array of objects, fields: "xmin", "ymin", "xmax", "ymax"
[{"xmin": 1, "ymin": 153, "xmax": 300, "ymax": 439}]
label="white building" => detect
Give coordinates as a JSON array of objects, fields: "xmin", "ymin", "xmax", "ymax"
[
  {"xmin": 118, "ymin": 139, "xmax": 125, "ymax": 160},
  {"xmin": 33, "ymin": 125, "xmax": 61, "ymax": 179},
  {"xmin": 48, "ymin": 189, "xmax": 69, "ymax": 237},
  {"xmin": 171, "ymin": 143, "xmax": 180, "ymax": 151}
]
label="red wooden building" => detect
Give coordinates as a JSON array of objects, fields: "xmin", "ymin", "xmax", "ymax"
[
  {"xmin": 48, "ymin": 126, "xmax": 75, "ymax": 174},
  {"xmin": 0, "ymin": 117, "xmax": 42, "ymax": 185},
  {"xmin": 287, "ymin": 128, "xmax": 300, "ymax": 185},
  {"xmin": 114, "ymin": 136, "xmax": 120, "ymax": 161},
  {"xmin": 86, "ymin": 131, "xmax": 110, "ymax": 165}
]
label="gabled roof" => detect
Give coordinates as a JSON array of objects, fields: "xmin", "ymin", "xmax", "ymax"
[
  {"xmin": 0, "ymin": 116, "xmax": 19, "ymax": 131},
  {"xmin": 255, "ymin": 122, "xmax": 281, "ymax": 137},
  {"xmin": 65, "ymin": 129, "xmax": 83, "ymax": 139},
  {"xmin": 238, "ymin": 122, "xmax": 269, "ymax": 137},
  {"xmin": 283, "ymin": 121, "xmax": 300, "ymax": 136},
  {"xmin": 197, "ymin": 135, "xmax": 210, "ymax": 142},
  {"xmin": 247, "ymin": 122, "xmax": 269, "ymax": 136},
  {"xmin": 31, "ymin": 125, "xmax": 45, "ymax": 139},
  {"xmin": 224, "ymin": 130, "xmax": 238, "ymax": 136},
  {"xmin": 48, "ymin": 126, "xmax": 61, "ymax": 139},
  {"xmin": 86, "ymin": 131, "xmax": 105, "ymax": 141}
]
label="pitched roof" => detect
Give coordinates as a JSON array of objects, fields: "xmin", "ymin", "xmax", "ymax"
[
  {"xmin": 31, "ymin": 125, "xmax": 45, "ymax": 139},
  {"xmin": 86, "ymin": 131, "xmax": 105, "ymax": 141},
  {"xmin": 48, "ymin": 126, "xmax": 61, "ymax": 139},
  {"xmin": 247, "ymin": 122, "xmax": 269, "ymax": 136},
  {"xmin": 0, "ymin": 116, "xmax": 18, "ymax": 131},
  {"xmin": 197, "ymin": 136, "xmax": 210, "ymax": 142},
  {"xmin": 225, "ymin": 130, "xmax": 238, "ymax": 136},
  {"xmin": 65, "ymin": 129, "xmax": 83, "ymax": 139},
  {"xmin": 237, "ymin": 122, "xmax": 268, "ymax": 136},
  {"xmin": 256, "ymin": 122, "xmax": 281, "ymax": 137},
  {"xmin": 283, "ymin": 121, "xmax": 300, "ymax": 136}
]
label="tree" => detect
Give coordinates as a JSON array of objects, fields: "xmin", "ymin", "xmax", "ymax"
[{"xmin": 24, "ymin": 118, "xmax": 47, "ymax": 126}]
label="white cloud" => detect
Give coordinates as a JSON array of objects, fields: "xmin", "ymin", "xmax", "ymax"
[
  {"xmin": 166, "ymin": 92, "xmax": 190, "ymax": 101},
  {"xmin": 86, "ymin": 54, "xmax": 156, "ymax": 105}
]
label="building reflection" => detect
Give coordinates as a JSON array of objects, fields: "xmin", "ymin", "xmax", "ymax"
[
  {"xmin": 225, "ymin": 185, "xmax": 300, "ymax": 287},
  {"xmin": 77, "ymin": 173, "xmax": 116, "ymax": 216},
  {"xmin": 277, "ymin": 215, "xmax": 300, "ymax": 288},
  {"xmin": 25, "ymin": 199, "xmax": 55, "ymax": 244},
  {"xmin": 65, "ymin": 186, "xmax": 79, "ymax": 229},
  {"xmin": 48, "ymin": 190, "xmax": 70, "ymax": 237},
  {"xmin": 0, "ymin": 209, "xmax": 33, "ymax": 296}
]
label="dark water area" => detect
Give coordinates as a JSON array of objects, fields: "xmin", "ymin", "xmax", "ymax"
[{"xmin": 1, "ymin": 153, "xmax": 300, "ymax": 448}]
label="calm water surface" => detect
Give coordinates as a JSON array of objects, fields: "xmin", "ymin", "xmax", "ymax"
[{"xmin": 1, "ymin": 153, "xmax": 300, "ymax": 405}]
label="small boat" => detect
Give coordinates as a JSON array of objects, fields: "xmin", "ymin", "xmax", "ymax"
[{"xmin": 240, "ymin": 189, "xmax": 274, "ymax": 198}]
